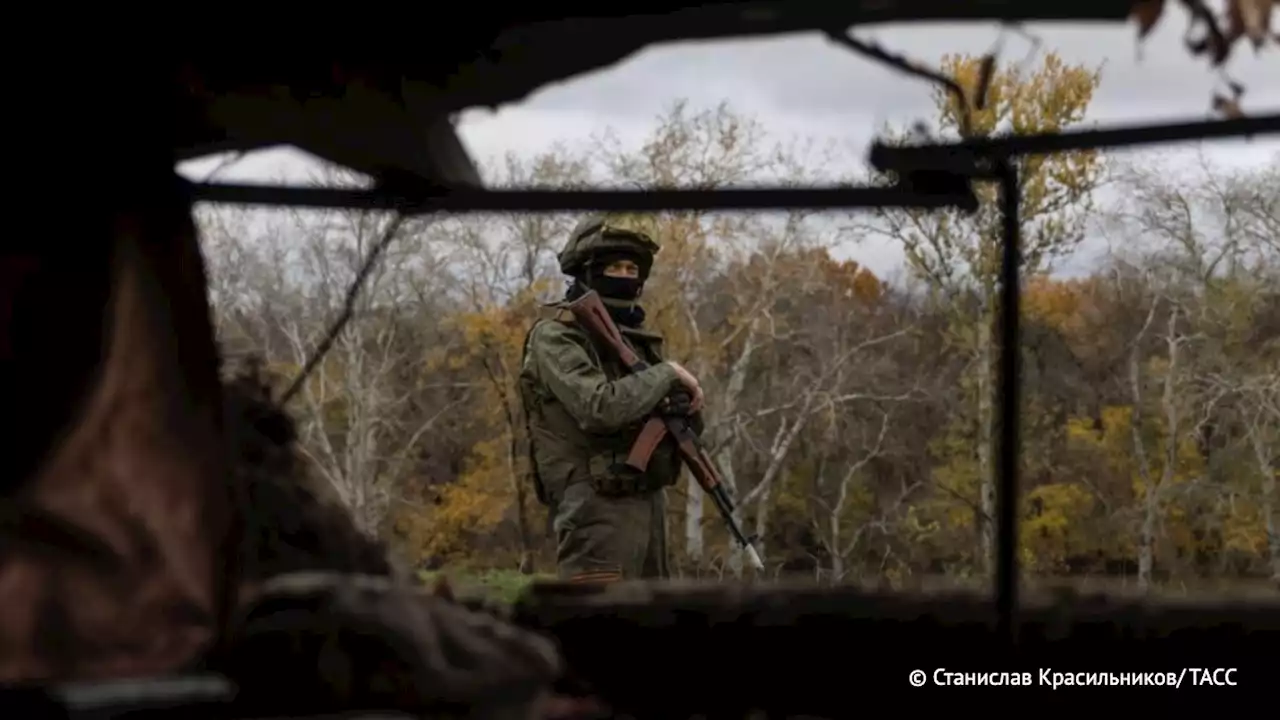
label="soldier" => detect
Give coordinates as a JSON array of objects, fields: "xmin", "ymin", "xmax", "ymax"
[{"xmin": 518, "ymin": 215, "xmax": 704, "ymax": 584}]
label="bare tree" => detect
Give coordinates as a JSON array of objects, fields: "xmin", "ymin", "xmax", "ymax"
[
  {"xmin": 1109, "ymin": 157, "xmax": 1280, "ymax": 587},
  {"xmin": 859, "ymin": 54, "xmax": 1106, "ymax": 579},
  {"xmin": 200, "ymin": 167, "xmax": 448, "ymax": 537}
]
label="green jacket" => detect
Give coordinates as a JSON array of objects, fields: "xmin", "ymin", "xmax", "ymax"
[{"xmin": 518, "ymin": 312, "xmax": 700, "ymax": 502}]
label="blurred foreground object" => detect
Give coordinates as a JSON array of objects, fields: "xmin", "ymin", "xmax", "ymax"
[{"xmin": 1, "ymin": 2, "xmax": 1277, "ymax": 716}]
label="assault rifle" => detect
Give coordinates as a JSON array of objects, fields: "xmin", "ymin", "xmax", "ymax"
[{"xmin": 566, "ymin": 289, "xmax": 765, "ymax": 571}]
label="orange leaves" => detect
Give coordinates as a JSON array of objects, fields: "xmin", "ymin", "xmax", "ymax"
[
  {"xmin": 1129, "ymin": 0, "xmax": 1277, "ymax": 57},
  {"xmin": 1131, "ymin": 0, "xmax": 1167, "ymax": 38},
  {"xmin": 1023, "ymin": 275, "xmax": 1136, "ymax": 370},
  {"xmin": 742, "ymin": 247, "xmax": 884, "ymax": 306},
  {"xmin": 1023, "ymin": 275, "xmax": 1100, "ymax": 337},
  {"xmin": 1128, "ymin": 0, "xmax": 1277, "ymax": 116},
  {"xmin": 1227, "ymin": 0, "xmax": 1277, "ymax": 49},
  {"xmin": 812, "ymin": 252, "xmax": 884, "ymax": 305}
]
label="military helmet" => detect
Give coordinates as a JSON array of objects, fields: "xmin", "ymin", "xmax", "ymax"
[{"xmin": 557, "ymin": 214, "xmax": 660, "ymax": 277}]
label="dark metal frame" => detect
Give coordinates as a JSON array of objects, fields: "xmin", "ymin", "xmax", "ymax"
[
  {"xmin": 190, "ymin": 113, "xmax": 1280, "ymax": 643},
  {"xmin": 5, "ymin": 109, "xmax": 1276, "ymax": 720},
  {"xmin": 864, "ymin": 113, "xmax": 1279, "ymax": 643}
]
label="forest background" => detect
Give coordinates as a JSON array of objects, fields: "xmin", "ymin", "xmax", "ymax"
[{"xmin": 195, "ymin": 53, "xmax": 1280, "ymax": 602}]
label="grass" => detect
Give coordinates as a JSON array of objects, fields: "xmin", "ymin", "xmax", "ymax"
[
  {"xmin": 414, "ymin": 567, "xmax": 1279, "ymax": 607},
  {"xmin": 417, "ymin": 568, "xmax": 554, "ymax": 605}
]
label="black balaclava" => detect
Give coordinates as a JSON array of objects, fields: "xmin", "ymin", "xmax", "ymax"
[{"xmin": 565, "ymin": 250, "xmax": 649, "ymax": 327}]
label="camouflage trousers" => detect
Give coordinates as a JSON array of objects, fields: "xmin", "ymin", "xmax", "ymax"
[{"xmin": 550, "ymin": 481, "xmax": 669, "ymax": 583}]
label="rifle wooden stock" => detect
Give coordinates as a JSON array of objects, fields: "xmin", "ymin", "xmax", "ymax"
[
  {"xmin": 624, "ymin": 416, "xmax": 668, "ymax": 471},
  {"xmin": 565, "ymin": 291, "xmax": 646, "ymax": 371}
]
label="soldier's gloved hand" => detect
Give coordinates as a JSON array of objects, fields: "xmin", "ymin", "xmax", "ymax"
[
  {"xmin": 663, "ymin": 391, "xmax": 694, "ymax": 417},
  {"xmin": 666, "ymin": 361, "xmax": 704, "ymax": 414}
]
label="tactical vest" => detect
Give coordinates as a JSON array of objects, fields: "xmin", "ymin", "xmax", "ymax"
[{"xmin": 517, "ymin": 312, "xmax": 682, "ymax": 504}]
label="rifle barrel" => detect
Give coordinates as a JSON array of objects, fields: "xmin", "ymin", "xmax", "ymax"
[{"xmin": 709, "ymin": 485, "xmax": 765, "ymax": 571}]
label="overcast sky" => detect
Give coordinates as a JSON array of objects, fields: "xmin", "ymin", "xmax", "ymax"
[{"xmin": 180, "ymin": 18, "xmax": 1279, "ymax": 278}]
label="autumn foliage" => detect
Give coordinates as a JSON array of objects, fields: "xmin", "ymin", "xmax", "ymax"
[{"xmin": 197, "ymin": 53, "xmax": 1280, "ymax": 592}]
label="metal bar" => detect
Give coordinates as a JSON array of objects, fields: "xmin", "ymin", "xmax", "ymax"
[
  {"xmin": 188, "ymin": 183, "xmax": 978, "ymax": 214},
  {"xmin": 530, "ymin": 0, "xmax": 1134, "ymax": 46},
  {"xmin": 866, "ymin": 114, "xmax": 1280, "ymax": 644},
  {"xmin": 191, "ymin": 116, "xmax": 1277, "ymax": 215},
  {"xmin": 870, "ymin": 114, "xmax": 1280, "ymax": 173},
  {"xmin": 994, "ymin": 160, "xmax": 1021, "ymax": 646}
]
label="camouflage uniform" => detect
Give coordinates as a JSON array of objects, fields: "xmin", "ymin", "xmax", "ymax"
[{"xmin": 518, "ymin": 216, "xmax": 702, "ymax": 583}]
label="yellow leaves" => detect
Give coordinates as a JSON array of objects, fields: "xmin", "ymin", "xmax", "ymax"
[
  {"xmin": 1221, "ymin": 498, "xmax": 1271, "ymax": 554},
  {"xmin": 1021, "ymin": 483, "xmax": 1096, "ymax": 571},
  {"xmin": 456, "ymin": 308, "xmax": 510, "ymax": 348},
  {"xmin": 899, "ymin": 53, "xmax": 1103, "ymax": 296},
  {"xmin": 455, "ymin": 286, "xmax": 549, "ymax": 355},
  {"xmin": 901, "ymin": 504, "xmax": 942, "ymax": 543},
  {"xmin": 446, "ymin": 299, "xmax": 543, "ymax": 375},
  {"xmin": 407, "ymin": 436, "xmax": 516, "ymax": 563},
  {"xmin": 926, "ymin": 426, "xmax": 983, "ymax": 535},
  {"xmin": 773, "ymin": 465, "xmax": 817, "ymax": 528},
  {"xmin": 944, "ymin": 51, "xmax": 1100, "ymax": 160},
  {"xmin": 938, "ymin": 53, "xmax": 998, "ymax": 138},
  {"xmin": 1066, "ymin": 408, "xmax": 1121, "ymax": 456},
  {"xmin": 937, "ymin": 52, "xmax": 1100, "ymax": 138},
  {"xmin": 1025, "ymin": 275, "xmax": 1090, "ymax": 334},
  {"xmin": 263, "ymin": 359, "xmax": 303, "ymax": 388},
  {"xmin": 1064, "ymin": 414, "xmax": 1103, "ymax": 447},
  {"xmin": 1064, "ymin": 402, "xmax": 1204, "ymax": 548}
]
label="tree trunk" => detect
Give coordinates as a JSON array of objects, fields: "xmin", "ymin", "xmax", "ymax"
[
  {"xmin": 1266, "ymin": 474, "xmax": 1279, "ymax": 584},
  {"xmin": 1135, "ymin": 305, "xmax": 1179, "ymax": 592},
  {"xmin": 730, "ymin": 410, "xmax": 810, "ymax": 577},
  {"xmin": 1247, "ymin": 425, "xmax": 1279, "ymax": 583},
  {"xmin": 507, "ymin": 428, "xmax": 534, "ymax": 574},
  {"xmin": 976, "ymin": 307, "xmax": 995, "ymax": 579},
  {"xmin": 684, "ymin": 479, "xmax": 704, "ymax": 570},
  {"xmin": 829, "ymin": 498, "xmax": 845, "ymax": 584},
  {"xmin": 704, "ymin": 317, "xmax": 761, "ymax": 575},
  {"xmin": 753, "ymin": 480, "xmax": 774, "ymax": 571}
]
